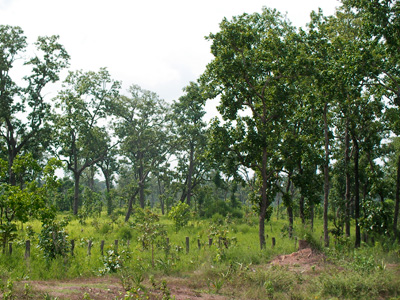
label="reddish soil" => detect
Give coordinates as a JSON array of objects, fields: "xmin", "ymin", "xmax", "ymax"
[
  {"xmin": 17, "ymin": 275, "xmax": 230, "ymax": 300},
  {"xmin": 269, "ymin": 247, "xmax": 328, "ymax": 273}
]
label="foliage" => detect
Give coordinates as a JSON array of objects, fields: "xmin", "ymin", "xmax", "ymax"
[
  {"xmin": 53, "ymin": 67, "xmax": 120, "ymax": 215},
  {"xmin": 0, "ymin": 156, "xmax": 61, "ymax": 251},
  {"xmin": 360, "ymin": 199, "xmax": 393, "ymax": 236},
  {"xmin": 99, "ymin": 246, "xmax": 131, "ymax": 275},
  {"xmin": 38, "ymin": 218, "xmax": 70, "ymax": 260},
  {"xmin": 168, "ymin": 202, "xmax": 190, "ymax": 232}
]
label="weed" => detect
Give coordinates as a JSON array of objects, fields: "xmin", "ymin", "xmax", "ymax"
[{"xmin": 206, "ymin": 277, "xmax": 225, "ymax": 294}]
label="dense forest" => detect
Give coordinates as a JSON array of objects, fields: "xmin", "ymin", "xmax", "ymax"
[{"xmin": 1, "ymin": 0, "xmax": 399, "ymax": 262}]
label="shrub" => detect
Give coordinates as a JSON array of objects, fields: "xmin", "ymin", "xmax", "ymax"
[
  {"xmin": 168, "ymin": 202, "xmax": 190, "ymax": 232},
  {"xmin": 118, "ymin": 226, "xmax": 133, "ymax": 241},
  {"xmin": 38, "ymin": 218, "xmax": 70, "ymax": 260}
]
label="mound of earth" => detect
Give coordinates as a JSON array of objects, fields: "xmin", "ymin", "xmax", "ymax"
[{"xmin": 270, "ymin": 247, "xmax": 327, "ymax": 272}]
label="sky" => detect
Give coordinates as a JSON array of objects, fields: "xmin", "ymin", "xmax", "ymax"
[{"xmin": 0, "ymin": 0, "xmax": 341, "ymax": 112}]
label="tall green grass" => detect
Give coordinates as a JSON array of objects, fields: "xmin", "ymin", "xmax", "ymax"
[{"xmin": 0, "ymin": 210, "xmax": 399, "ymax": 299}]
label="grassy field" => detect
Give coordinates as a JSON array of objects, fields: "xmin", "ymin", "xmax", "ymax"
[{"xmin": 0, "ymin": 210, "xmax": 399, "ymax": 299}]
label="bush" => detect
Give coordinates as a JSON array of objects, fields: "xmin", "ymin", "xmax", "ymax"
[
  {"xmin": 118, "ymin": 226, "xmax": 133, "ymax": 241},
  {"xmin": 168, "ymin": 202, "xmax": 190, "ymax": 232},
  {"xmin": 38, "ymin": 218, "xmax": 70, "ymax": 260},
  {"xmin": 99, "ymin": 223, "xmax": 111, "ymax": 235}
]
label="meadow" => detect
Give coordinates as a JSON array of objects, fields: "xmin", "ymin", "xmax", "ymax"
[{"xmin": 0, "ymin": 209, "xmax": 399, "ymax": 299}]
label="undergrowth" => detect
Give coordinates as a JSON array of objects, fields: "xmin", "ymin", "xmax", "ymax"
[{"xmin": 0, "ymin": 212, "xmax": 398, "ymax": 299}]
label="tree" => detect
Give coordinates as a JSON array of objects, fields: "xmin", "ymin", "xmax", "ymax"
[
  {"xmin": 171, "ymin": 82, "xmax": 208, "ymax": 206},
  {"xmin": 342, "ymin": 0, "xmax": 400, "ymax": 240},
  {"xmin": 111, "ymin": 85, "xmax": 172, "ymax": 220},
  {"xmin": 201, "ymin": 8, "xmax": 301, "ymax": 249},
  {"xmin": 53, "ymin": 68, "xmax": 120, "ymax": 215},
  {"xmin": 0, "ymin": 155, "xmax": 61, "ymax": 252},
  {"xmin": 0, "ymin": 25, "xmax": 69, "ymax": 186}
]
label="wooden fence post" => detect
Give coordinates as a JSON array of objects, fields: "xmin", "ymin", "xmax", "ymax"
[
  {"xmin": 209, "ymin": 238, "xmax": 213, "ymax": 247},
  {"xmin": 100, "ymin": 240, "xmax": 105, "ymax": 256},
  {"xmin": 25, "ymin": 240, "xmax": 30, "ymax": 259},
  {"xmin": 71, "ymin": 239, "xmax": 75, "ymax": 256},
  {"xmin": 186, "ymin": 236, "xmax": 189, "ymax": 254},
  {"xmin": 88, "ymin": 240, "xmax": 92, "ymax": 256},
  {"xmin": 272, "ymin": 237, "xmax": 276, "ymax": 248},
  {"xmin": 8, "ymin": 243, "xmax": 12, "ymax": 256}
]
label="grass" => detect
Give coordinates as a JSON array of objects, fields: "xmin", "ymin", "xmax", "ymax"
[{"xmin": 0, "ymin": 211, "xmax": 399, "ymax": 299}]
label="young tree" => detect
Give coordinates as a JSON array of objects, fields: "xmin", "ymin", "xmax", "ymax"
[{"xmin": 0, "ymin": 155, "xmax": 61, "ymax": 252}]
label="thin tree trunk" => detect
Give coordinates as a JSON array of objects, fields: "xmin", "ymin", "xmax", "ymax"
[
  {"xmin": 310, "ymin": 202, "xmax": 314, "ymax": 231},
  {"xmin": 259, "ymin": 148, "xmax": 269, "ymax": 249},
  {"xmin": 323, "ymin": 103, "xmax": 330, "ymax": 247},
  {"xmin": 125, "ymin": 189, "xmax": 140, "ymax": 222},
  {"xmin": 345, "ymin": 121, "xmax": 351, "ymax": 237},
  {"xmin": 102, "ymin": 168, "xmax": 112, "ymax": 215},
  {"xmin": 157, "ymin": 177, "xmax": 165, "ymax": 215},
  {"xmin": 73, "ymin": 172, "xmax": 80, "ymax": 215},
  {"xmin": 286, "ymin": 176, "xmax": 293, "ymax": 238},
  {"xmin": 298, "ymin": 161, "xmax": 305, "ymax": 224},
  {"xmin": 353, "ymin": 137, "xmax": 361, "ymax": 248},
  {"xmin": 138, "ymin": 153, "xmax": 145, "ymax": 209},
  {"xmin": 186, "ymin": 142, "xmax": 195, "ymax": 206},
  {"xmin": 393, "ymin": 154, "xmax": 400, "ymax": 240}
]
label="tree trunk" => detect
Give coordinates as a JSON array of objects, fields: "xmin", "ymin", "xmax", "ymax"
[
  {"xmin": 7, "ymin": 146, "xmax": 16, "ymax": 186},
  {"xmin": 393, "ymin": 154, "xmax": 400, "ymax": 240},
  {"xmin": 102, "ymin": 169, "xmax": 112, "ymax": 215},
  {"xmin": 345, "ymin": 121, "xmax": 351, "ymax": 237},
  {"xmin": 310, "ymin": 202, "xmax": 314, "ymax": 231},
  {"xmin": 88, "ymin": 166, "xmax": 95, "ymax": 191},
  {"xmin": 353, "ymin": 137, "xmax": 361, "ymax": 248},
  {"xmin": 286, "ymin": 175, "xmax": 293, "ymax": 238},
  {"xmin": 323, "ymin": 103, "xmax": 330, "ymax": 247},
  {"xmin": 138, "ymin": 153, "xmax": 145, "ymax": 208},
  {"xmin": 157, "ymin": 177, "xmax": 165, "ymax": 215},
  {"xmin": 259, "ymin": 148, "xmax": 269, "ymax": 249},
  {"xmin": 298, "ymin": 161, "xmax": 305, "ymax": 224},
  {"xmin": 186, "ymin": 142, "xmax": 195, "ymax": 206},
  {"xmin": 125, "ymin": 189, "xmax": 139, "ymax": 222},
  {"xmin": 73, "ymin": 171, "xmax": 80, "ymax": 215}
]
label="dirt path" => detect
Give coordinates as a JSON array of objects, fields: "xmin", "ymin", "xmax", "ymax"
[{"xmin": 17, "ymin": 275, "xmax": 229, "ymax": 300}]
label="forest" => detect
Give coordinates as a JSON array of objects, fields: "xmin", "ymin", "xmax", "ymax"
[{"xmin": 0, "ymin": 0, "xmax": 400, "ymax": 299}]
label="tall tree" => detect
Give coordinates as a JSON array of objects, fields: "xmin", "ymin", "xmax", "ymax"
[
  {"xmin": 342, "ymin": 0, "xmax": 400, "ymax": 240},
  {"xmin": 0, "ymin": 25, "xmax": 69, "ymax": 185},
  {"xmin": 201, "ymin": 8, "xmax": 301, "ymax": 249},
  {"xmin": 172, "ymin": 82, "xmax": 208, "ymax": 206},
  {"xmin": 53, "ymin": 68, "xmax": 120, "ymax": 215},
  {"xmin": 111, "ymin": 85, "xmax": 172, "ymax": 220}
]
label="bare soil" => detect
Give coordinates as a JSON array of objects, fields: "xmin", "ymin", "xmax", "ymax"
[{"xmin": 269, "ymin": 247, "xmax": 329, "ymax": 273}]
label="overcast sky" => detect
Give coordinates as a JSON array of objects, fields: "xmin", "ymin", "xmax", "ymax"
[{"xmin": 0, "ymin": 0, "xmax": 341, "ymax": 108}]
